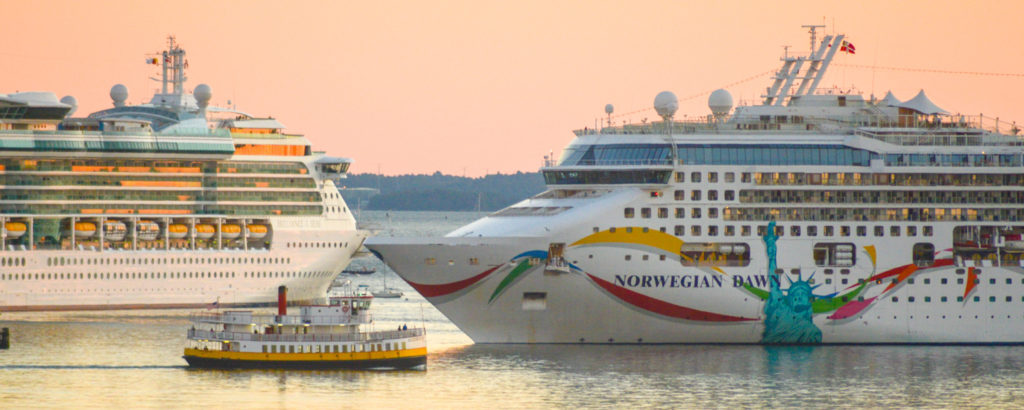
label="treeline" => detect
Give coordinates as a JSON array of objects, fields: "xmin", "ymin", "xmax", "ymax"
[{"xmin": 339, "ymin": 171, "xmax": 546, "ymax": 211}]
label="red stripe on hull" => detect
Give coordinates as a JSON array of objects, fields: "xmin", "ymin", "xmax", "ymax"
[
  {"xmin": 587, "ymin": 274, "xmax": 756, "ymax": 322},
  {"xmin": 407, "ymin": 265, "xmax": 501, "ymax": 297}
]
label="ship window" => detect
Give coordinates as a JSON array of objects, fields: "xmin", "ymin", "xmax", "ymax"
[
  {"xmin": 891, "ymin": 226, "xmax": 900, "ymax": 236},
  {"xmin": 708, "ymin": 190, "xmax": 718, "ymax": 201},
  {"xmin": 874, "ymin": 226, "xmax": 884, "ymax": 237},
  {"xmin": 708, "ymin": 172, "xmax": 718, "ymax": 183},
  {"xmin": 675, "ymin": 190, "xmax": 685, "ymax": 200},
  {"xmin": 675, "ymin": 172, "xmax": 685, "ymax": 182},
  {"xmin": 942, "ymin": 296, "xmax": 948, "ymax": 302},
  {"xmin": 692, "ymin": 208, "xmax": 701, "ymax": 218},
  {"xmin": 691, "ymin": 226, "xmax": 701, "ymax": 236},
  {"xmin": 691, "ymin": 172, "xmax": 701, "ymax": 183},
  {"xmin": 990, "ymin": 278, "xmax": 997, "ymax": 285},
  {"xmin": 907, "ymin": 226, "xmax": 917, "ymax": 236},
  {"xmin": 708, "ymin": 208, "xmax": 718, "ymax": 219},
  {"xmin": 813, "ymin": 243, "xmax": 856, "ymax": 267},
  {"xmin": 924, "ymin": 226, "xmax": 933, "ymax": 236},
  {"xmin": 725, "ymin": 226, "xmax": 735, "ymax": 236},
  {"xmin": 791, "ymin": 226, "xmax": 801, "ymax": 237},
  {"xmin": 674, "ymin": 225, "xmax": 685, "ymax": 236},
  {"xmin": 725, "ymin": 172, "xmax": 735, "ymax": 183},
  {"xmin": 675, "ymin": 208, "xmax": 685, "ymax": 218},
  {"xmin": 642, "ymin": 254, "xmax": 649, "ymax": 261},
  {"xmin": 425, "ymin": 258, "xmax": 436, "ymax": 265},
  {"xmin": 856, "ymin": 226, "xmax": 867, "ymax": 237},
  {"xmin": 840, "ymin": 226, "xmax": 850, "ymax": 237},
  {"xmin": 624, "ymin": 208, "xmax": 634, "ymax": 218},
  {"xmin": 691, "ymin": 190, "xmax": 701, "ymax": 201},
  {"xmin": 658, "ymin": 208, "xmax": 668, "ymax": 218},
  {"xmin": 941, "ymin": 278, "xmax": 948, "ymax": 284},
  {"xmin": 741, "ymin": 226, "xmax": 751, "ymax": 236},
  {"xmin": 913, "ymin": 243, "xmax": 935, "ymax": 267},
  {"xmin": 680, "ymin": 242, "xmax": 749, "ymax": 267},
  {"xmin": 741, "ymin": 173, "xmax": 751, "ymax": 183},
  {"xmin": 892, "ymin": 297, "xmax": 899, "ymax": 303},
  {"xmin": 708, "ymin": 226, "xmax": 718, "ymax": 236},
  {"xmin": 807, "ymin": 226, "xmax": 817, "ymax": 237},
  {"xmin": 625, "ymin": 255, "xmax": 631, "ymax": 261},
  {"xmin": 958, "ymin": 278, "xmax": 964, "ymax": 284},
  {"xmin": 724, "ymin": 190, "xmax": 734, "ymax": 201},
  {"xmin": 641, "ymin": 208, "xmax": 651, "ymax": 218}
]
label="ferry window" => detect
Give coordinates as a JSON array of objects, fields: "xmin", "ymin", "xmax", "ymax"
[
  {"xmin": 924, "ymin": 226, "xmax": 933, "ymax": 236},
  {"xmin": 874, "ymin": 226, "xmax": 884, "ymax": 237},
  {"xmin": 856, "ymin": 226, "xmax": 867, "ymax": 237},
  {"xmin": 625, "ymin": 255, "xmax": 631, "ymax": 261},
  {"xmin": 675, "ymin": 172, "xmax": 685, "ymax": 182},
  {"xmin": 624, "ymin": 208, "xmax": 635, "ymax": 218},
  {"xmin": 708, "ymin": 172, "xmax": 718, "ymax": 183},
  {"xmin": 708, "ymin": 226, "xmax": 718, "ymax": 236},
  {"xmin": 658, "ymin": 208, "xmax": 668, "ymax": 218},
  {"xmin": 913, "ymin": 243, "xmax": 935, "ymax": 267},
  {"xmin": 891, "ymin": 226, "xmax": 901, "ymax": 237},
  {"xmin": 725, "ymin": 173, "xmax": 735, "ymax": 183},
  {"xmin": 708, "ymin": 208, "xmax": 718, "ymax": 219},
  {"xmin": 691, "ymin": 226, "xmax": 701, "ymax": 236},
  {"xmin": 741, "ymin": 226, "xmax": 751, "ymax": 236},
  {"xmin": 691, "ymin": 172, "xmax": 702, "ymax": 183},
  {"xmin": 691, "ymin": 190, "xmax": 701, "ymax": 201},
  {"xmin": 675, "ymin": 208, "xmax": 685, "ymax": 218},
  {"xmin": 641, "ymin": 208, "xmax": 651, "ymax": 218},
  {"xmin": 791, "ymin": 226, "xmax": 801, "ymax": 237},
  {"xmin": 725, "ymin": 226, "xmax": 735, "ymax": 236},
  {"xmin": 807, "ymin": 226, "xmax": 817, "ymax": 237},
  {"xmin": 708, "ymin": 191, "xmax": 718, "ymax": 201},
  {"xmin": 724, "ymin": 190, "xmax": 734, "ymax": 201},
  {"xmin": 674, "ymin": 190, "xmax": 685, "ymax": 200},
  {"xmin": 907, "ymin": 226, "xmax": 917, "ymax": 236},
  {"xmin": 674, "ymin": 225, "xmax": 685, "ymax": 236},
  {"xmin": 691, "ymin": 208, "xmax": 701, "ymax": 218},
  {"xmin": 741, "ymin": 173, "xmax": 751, "ymax": 183}
]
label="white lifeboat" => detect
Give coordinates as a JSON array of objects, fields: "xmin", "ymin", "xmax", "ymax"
[
  {"xmin": 220, "ymin": 224, "xmax": 241, "ymax": 240},
  {"xmin": 167, "ymin": 224, "xmax": 189, "ymax": 239},
  {"xmin": 195, "ymin": 224, "xmax": 215, "ymax": 239},
  {"xmin": 3, "ymin": 222, "xmax": 27, "ymax": 238},
  {"xmin": 136, "ymin": 220, "xmax": 160, "ymax": 241},
  {"xmin": 103, "ymin": 221, "xmax": 127, "ymax": 241},
  {"xmin": 246, "ymin": 224, "xmax": 268, "ymax": 239}
]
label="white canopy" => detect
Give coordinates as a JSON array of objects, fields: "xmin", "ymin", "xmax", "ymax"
[
  {"xmin": 879, "ymin": 91, "xmax": 901, "ymax": 106},
  {"xmin": 897, "ymin": 90, "xmax": 948, "ymax": 115}
]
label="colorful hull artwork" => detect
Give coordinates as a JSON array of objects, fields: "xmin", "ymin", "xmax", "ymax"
[{"xmin": 382, "ymin": 220, "xmax": 1001, "ymax": 344}]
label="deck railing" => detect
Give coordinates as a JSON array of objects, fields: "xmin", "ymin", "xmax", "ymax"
[{"xmin": 187, "ymin": 327, "xmax": 425, "ymax": 343}]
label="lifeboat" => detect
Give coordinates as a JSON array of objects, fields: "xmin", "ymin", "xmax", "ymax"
[
  {"xmin": 1004, "ymin": 233, "xmax": 1024, "ymax": 251},
  {"xmin": 220, "ymin": 224, "xmax": 241, "ymax": 240},
  {"xmin": 103, "ymin": 221, "xmax": 127, "ymax": 241},
  {"xmin": 3, "ymin": 222, "xmax": 26, "ymax": 238},
  {"xmin": 195, "ymin": 224, "xmax": 215, "ymax": 239},
  {"xmin": 135, "ymin": 220, "xmax": 160, "ymax": 241},
  {"xmin": 65, "ymin": 221, "xmax": 97, "ymax": 238},
  {"xmin": 167, "ymin": 224, "xmax": 189, "ymax": 239},
  {"xmin": 246, "ymin": 224, "xmax": 268, "ymax": 239}
]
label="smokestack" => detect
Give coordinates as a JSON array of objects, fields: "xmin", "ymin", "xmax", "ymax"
[{"xmin": 278, "ymin": 285, "xmax": 287, "ymax": 316}]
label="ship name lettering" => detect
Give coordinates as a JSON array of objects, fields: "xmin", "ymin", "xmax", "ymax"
[{"xmin": 614, "ymin": 274, "xmax": 724, "ymax": 289}]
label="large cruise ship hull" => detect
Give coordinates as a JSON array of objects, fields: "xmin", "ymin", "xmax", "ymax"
[
  {"xmin": 368, "ymin": 228, "xmax": 1024, "ymax": 344},
  {"xmin": 0, "ymin": 221, "xmax": 366, "ymax": 312}
]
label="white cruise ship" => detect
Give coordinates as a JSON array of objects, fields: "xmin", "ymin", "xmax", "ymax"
[
  {"xmin": 367, "ymin": 27, "xmax": 1024, "ymax": 344},
  {"xmin": 0, "ymin": 37, "xmax": 365, "ymax": 311}
]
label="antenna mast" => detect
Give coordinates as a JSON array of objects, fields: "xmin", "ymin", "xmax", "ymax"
[{"xmin": 160, "ymin": 36, "xmax": 188, "ymax": 96}]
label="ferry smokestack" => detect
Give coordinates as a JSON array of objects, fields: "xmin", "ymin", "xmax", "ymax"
[{"xmin": 278, "ymin": 286, "xmax": 287, "ymax": 316}]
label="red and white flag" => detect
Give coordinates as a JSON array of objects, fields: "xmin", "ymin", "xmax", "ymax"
[{"xmin": 840, "ymin": 41, "xmax": 856, "ymax": 54}]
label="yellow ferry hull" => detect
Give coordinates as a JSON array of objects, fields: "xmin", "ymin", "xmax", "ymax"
[{"xmin": 182, "ymin": 347, "xmax": 427, "ymax": 370}]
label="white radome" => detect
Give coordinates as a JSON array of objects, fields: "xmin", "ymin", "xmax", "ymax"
[
  {"xmin": 110, "ymin": 84, "xmax": 128, "ymax": 107},
  {"xmin": 708, "ymin": 89, "xmax": 733, "ymax": 117},
  {"xmin": 654, "ymin": 91, "xmax": 678, "ymax": 118},
  {"xmin": 60, "ymin": 95, "xmax": 78, "ymax": 117},
  {"xmin": 605, "ymin": 104, "xmax": 614, "ymax": 115},
  {"xmin": 194, "ymin": 84, "xmax": 212, "ymax": 108}
]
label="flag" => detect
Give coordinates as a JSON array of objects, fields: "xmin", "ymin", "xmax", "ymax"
[
  {"xmin": 840, "ymin": 41, "xmax": 856, "ymax": 54},
  {"xmin": 146, "ymin": 57, "xmax": 159, "ymax": 65},
  {"xmin": 206, "ymin": 299, "xmax": 219, "ymax": 310}
]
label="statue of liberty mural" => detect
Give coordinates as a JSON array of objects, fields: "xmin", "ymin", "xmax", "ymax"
[{"xmin": 761, "ymin": 221, "xmax": 822, "ymax": 344}]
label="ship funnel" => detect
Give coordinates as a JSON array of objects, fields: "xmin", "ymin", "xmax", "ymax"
[{"xmin": 277, "ymin": 285, "xmax": 287, "ymax": 316}]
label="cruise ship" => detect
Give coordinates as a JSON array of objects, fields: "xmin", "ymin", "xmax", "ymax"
[
  {"xmin": 0, "ymin": 37, "xmax": 365, "ymax": 311},
  {"xmin": 367, "ymin": 27, "xmax": 1024, "ymax": 344}
]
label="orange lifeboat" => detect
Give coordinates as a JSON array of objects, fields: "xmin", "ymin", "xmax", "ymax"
[
  {"xmin": 3, "ymin": 222, "xmax": 26, "ymax": 239},
  {"xmin": 246, "ymin": 224, "xmax": 268, "ymax": 239},
  {"xmin": 195, "ymin": 224, "xmax": 215, "ymax": 239},
  {"xmin": 167, "ymin": 224, "xmax": 189, "ymax": 239},
  {"xmin": 220, "ymin": 224, "xmax": 241, "ymax": 240}
]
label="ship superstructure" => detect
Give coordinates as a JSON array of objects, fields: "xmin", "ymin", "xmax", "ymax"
[
  {"xmin": 367, "ymin": 27, "xmax": 1024, "ymax": 344},
  {"xmin": 0, "ymin": 37, "xmax": 365, "ymax": 311}
]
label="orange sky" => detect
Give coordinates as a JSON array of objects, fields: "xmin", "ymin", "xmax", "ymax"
[{"xmin": 3, "ymin": 0, "xmax": 1023, "ymax": 176}]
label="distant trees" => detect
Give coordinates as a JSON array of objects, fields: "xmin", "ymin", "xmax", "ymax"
[{"xmin": 339, "ymin": 171, "xmax": 545, "ymax": 211}]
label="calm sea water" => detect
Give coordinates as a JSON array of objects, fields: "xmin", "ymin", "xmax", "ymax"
[{"xmin": 3, "ymin": 211, "xmax": 1024, "ymax": 408}]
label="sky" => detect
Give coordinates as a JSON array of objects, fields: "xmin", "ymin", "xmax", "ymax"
[{"xmin": 3, "ymin": 0, "xmax": 1023, "ymax": 176}]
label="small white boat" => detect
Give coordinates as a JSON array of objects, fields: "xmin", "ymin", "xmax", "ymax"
[{"xmin": 372, "ymin": 278, "xmax": 403, "ymax": 298}]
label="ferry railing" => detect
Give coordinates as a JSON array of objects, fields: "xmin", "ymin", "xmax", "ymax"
[
  {"xmin": 190, "ymin": 312, "xmax": 373, "ymax": 326},
  {"xmin": 187, "ymin": 327, "xmax": 425, "ymax": 343}
]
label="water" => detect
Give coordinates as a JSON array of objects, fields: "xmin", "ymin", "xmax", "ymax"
[{"xmin": 3, "ymin": 211, "xmax": 1024, "ymax": 408}]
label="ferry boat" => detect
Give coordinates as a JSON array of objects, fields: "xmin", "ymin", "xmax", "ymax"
[
  {"xmin": 184, "ymin": 286, "xmax": 426, "ymax": 369},
  {"xmin": 0, "ymin": 37, "xmax": 366, "ymax": 311},
  {"xmin": 367, "ymin": 27, "xmax": 1024, "ymax": 344}
]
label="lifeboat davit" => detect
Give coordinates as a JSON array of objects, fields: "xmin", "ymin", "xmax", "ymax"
[
  {"xmin": 103, "ymin": 221, "xmax": 127, "ymax": 241},
  {"xmin": 136, "ymin": 220, "xmax": 160, "ymax": 241},
  {"xmin": 167, "ymin": 224, "xmax": 189, "ymax": 239},
  {"xmin": 3, "ymin": 222, "xmax": 26, "ymax": 238},
  {"xmin": 195, "ymin": 224, "xmax": 215, "ymax": 239},
  {"xmin": 246, "ymin": 224, "xmax": 268, "ymax": 239},
  {"xmin": 220, "ymin": 224, "xmax": 241, "ymax": 240}
]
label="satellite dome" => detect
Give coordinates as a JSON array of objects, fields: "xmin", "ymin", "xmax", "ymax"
[
  {"xmin": 653, "ymin": 91, "xmax": 678, "ymax": 119},
  {"xmin": 708, "ymin": 89, "xmax": 733, "ymax": 117},
  {"xmin": 604, "ymin": 104, "xmax": 614, "ymax": 115},
  {"xmin": 60, "ymin": 95, "xmax": 78, "ymax": 117},
  {"xmin": 110, "ymin": 84, "xmax": 128, "ymax": 107},
  {"xmin": 194, "ymin": 84, "xmax": 212, "ymax": 108}
]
